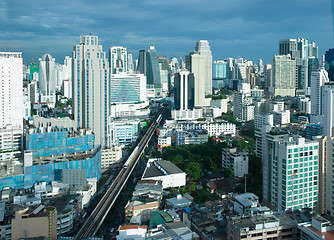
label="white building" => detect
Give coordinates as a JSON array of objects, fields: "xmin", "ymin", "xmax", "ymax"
[
  {"xmin": 72, "ymin": 35, "xmax": 110, "ymax": 147},
  {"xmin": 101, "ymin": 146, "xmax": 123, "ymax": 168},
  {"xmin": 254, "ymin": 114, "xmax": 274, "ymax": 130},
  {"xmin": 297, "ymin": 96, "xmax": 311, "ymax": 114},
  {"xmin": 273, "ymin": 110, "xmax": 290, "ymax": 126},
  {"xmin": 141, "ymin": 159, "xmax": 186, "ymax": 189},
  {"xmin": 110, "ymin": 46, "xmax": 127, "ymax": 74},
  {"xmin": 233, "ymin": 83, "xmax": 255, "ymax": 121},
  {"xmin": 298, "ymin": 216, "xmax": 334, "ymax": 240},
  {"xmin": 110, "ymin": 101, "xmax": 150, "ymax": 118},
  {"xmin": 110, "ymin": 73, "xmax": 146, "ymax": 103},
  {"xmin": 173, "ymin": 120, "xmax": 236, "ymax": 136},
  {"xmin": 222, "ymin": 148, "xmax": 248, "ymax": 178},
  {"xmin": 311, "ymin": 68, "xmax": 329, "ymax": 115},
  {"xmin": 271, "ymin": 55, "xmax": 296, "ymax": 97},
  {"xmin": 321, "ymin": 83, "xmax": 334, "ymax": 137},
  {"xmin": 109, "ymin": 119, "xmax": 141, "ymax": 146},
  {"xmin": 0, "ymin": 52, "xmax": 24, "ymax": 130},
  {"xmin": 117, "ymin": 225, "xmax": 147, "ymax": 240},
  {"xmin": 39, "ymin": 54, "xmax": 57, "ymax": 107}
]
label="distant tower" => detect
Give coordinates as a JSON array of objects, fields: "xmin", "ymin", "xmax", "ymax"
[
  {"xmin": 39, "ymin": 54, "xmax": 57, "ymax": 107},
  {"xmin": 137, "ymin": 46, "xmax": 162, "ymax": 96},
  {"xmin": 72, "ymin": 35, "xmax": 110, "ymax": 147},
  {"xmin": 109, "ymin": 46, "xmax": 127, "ymax": 74},
  {"xmin": 174, "ymin": 70, "xmax": 194, "ymax": 110},
  {"xmin": 310, "ymin": 68, "xmax": 329, "ymax": 115},
  {"xmin": 194, "ymin": 40, "xmax": 212, "ymax": 96},
  {"xmin": 127, "ymin": 53, "xmax": 134, "ymax": 73},
  {"xmin": 271, "ymin": 55, "xmax": 296, "ymax": 97},
  {"xmin": 322, "ymin": 84, "xmax": 334, "ymax": 137}
]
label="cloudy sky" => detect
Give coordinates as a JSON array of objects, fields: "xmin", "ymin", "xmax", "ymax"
[{"xmin": 1, "ymin": 0, "xmax": 333, "ymax": 64}]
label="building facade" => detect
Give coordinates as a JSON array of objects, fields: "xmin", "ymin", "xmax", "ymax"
[{"xmin": 72, "ymin": 35, "xmax": 110, "ymax": 147}]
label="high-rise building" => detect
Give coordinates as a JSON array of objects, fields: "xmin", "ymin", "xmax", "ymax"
[
  {"xmin": 137, "ymin": 46, "xmax": 162, "ymax": 96},
  {"xmin": 325, "ymin": 49, "xmax": 334, "ymax": 81},
  {"xmin": 39, "ymin": 54, "xmax": 57, "ymax": 107},
  {"xmin": 186, "ymin": 53, "xmax": 206, "ymax": 106},
  {"xmin": 186, "ymin": 40, "xmax": 212, "ymax": 96},
  {"xmin": 279, "ymin": 39, "xmax": 299, "ymax": 58},
  {"xmin": 212, "ymin": 60, "xmax": 227, "ymax": 80},
  {"xmin": 271, "ymin": 55, "xmax": 296, "ymax": 97},
  {"xmin": 127, "ymin": 53, "xmax": 134, "ymax": 73},
  {"xmin": 110, "ymin": 73, "xmax": 146, "ymax": 103},
  {"xmin": 263, "ymin": 134, "xmax": 319, "ymax": 210},
  {"xmin": 0, "ymin": 52, "xmax": 24, "ymax": 130},
  {"xmin": 109, "ymin": 46, "xmax": 127, "ymax": 74},
  {"xmin": 233, "ymin": 83, "xmax": 254, "ymax": 121},
  {"xmin": 174, "ymin": 70, "xmax": 194, "ymax": 110},
  {"xmin": 310, "ymin": 68, "xmax": 329, "ymax": 115},
  {"xmin": 29, "ymin": 62, "xmax": 39, "ymax": 81},
  {"xmin": 322, "ymin": 83, "xmax": 334, "ymax": 137},
  {"xmin": 72, "ymin": 35, "xmax": 110, "ymax": 147},
  {"xmin": 158, "ymin": 56, "xmax": 171, "ymax": 93},
  {"xmin": 194, "ymin": 40, "xmax": 212, "ymax": 95}
]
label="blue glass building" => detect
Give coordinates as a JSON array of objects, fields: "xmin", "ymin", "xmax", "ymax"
[{"xmin": 0, "ymin": 127, "xmax": 101, "ymax": 190}]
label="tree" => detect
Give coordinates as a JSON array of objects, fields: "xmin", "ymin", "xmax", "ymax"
[
  {"xmin": 223, "ymin": 168, "xmax": 234, "ymax": 177},
  {"xmin": 186, "ymin": 162, "xmax": 201, "ymax": 180}
]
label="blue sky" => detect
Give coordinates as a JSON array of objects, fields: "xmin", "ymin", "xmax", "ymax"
[{"xmin": 1, "ymin": 0, "xmax": 333, "ymax": 64}]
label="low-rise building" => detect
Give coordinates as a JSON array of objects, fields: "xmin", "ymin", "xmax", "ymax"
[
  {"xmin": 227, "ymin": 212, "xmax": 299, "ymax": 240},
  {"xmin": 101, "ymin": 145, "xmax": 123, "ymax": 168},
  {"xmin": 11, "ymin": 205, "xmax": 57, "ymax": 240},
  {"xmin": 232, "ymin": 193, "xmax": 259, "ymax": 216},
  {"xmin": 117, "ymin": 224, "xmax": 147, "ymax": 240},
  {"xmin": 222, "ymin": 148, "xmax": 248, "ymax": 178},
  {"xmin": 298, "ymin": 215, "xmax": 334, "ymax": 240},
  {"xmin": 141, "ymin": 159, "xmax": 186, "ymax": 189}
]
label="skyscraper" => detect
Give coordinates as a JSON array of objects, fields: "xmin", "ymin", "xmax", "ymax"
[
  {"xmin": 322, "ymin": 83, "xmax": 334, "ymax": 137},
  {"xmin": 0, "ymin": 52, "xmax": 24, "ymax": 130},
  {"xmin": 127, "ymin": 53, "xmax": 134, "ymax": 73},
  {"xmin": 137, "ymin": 46, "xmax": 162, "ymax": 96},
  {"xmin": 72, "ymin": 35, "xmax": 109, "ymax": 147},
  {"xmin": 186, "ymin": 40, "xmax": 212, "ymax": 96},
  {"xmin": 109, "ymin": 46, "xmax": 127, "ymax": 74},
  {"xmin": 174, "ymin": 70, "xmax": 194, "ymax": 110},
  {"xmin": 186, "ymin": 53, "xmax": 206, "ymax": 106},
  {"xmin": 325, "ymin": 49, "xmax": 334, "ymax": 81},
  {"xmin": 271, "ymin": 55, "xmax": 296, "ymax": 97},
  {"xmin": 39, "ymin": 54, "xmax": 57, "ymax": 107},
  {"xmin": 310, "ymin": 68, "xmax": 329, "ymax": 115}
]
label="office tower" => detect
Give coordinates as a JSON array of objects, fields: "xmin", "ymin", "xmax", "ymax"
[
  {"xmin": 212, "ymin": 60, "xmax": 227, "ymax": 80},
  {"xmin": 170, "ymin": 57, "xmax": 180, "ymax": 74},
  {"xmin": 310, "ymin": 68, "xmax": 329, "ymax": 115},
  {"xmin": 62, "ymin": 56, "xmax": 72, "ymax": 99},
  {"xmin": 263, "ymin": 134, "xmax": 319, "ymax": 210},
  {"xmin": 29, "ymin": 62, "xmax": 39, "ymax": 81},
  {"xmin": 194, "ymin": 40, "xmax": 212, "ymax": 95},
  {"xmin": 110, "ymin": 73, "xmax": 146, "ymax": 103},
  {"xmin": 325, "ymin": 49, "xmax": 334, "ymax": 81},
  {"xmin": 322, "ymin": 84, "xmax": 334, "ymax": 137},
  {"xmin": 39, "ymin": 54, "xmax": 57, "ymax": 107},
  {"xmin": 0, "ymin": 52, "xmax": 24, "ymax": 130},
  {"xmin": 271, "ymin": 55, "xmax": 296, "ymax": 97},
  {"xmin": 308, "ymin": 57, "xmax": 319, "ymax": 88},
  {"xmin": 258, "ymin": 59, "xmax": 264, "ymax": 73},
  {"xmin": 186, "ymin": 53, "xmax": 206, "ymax": 106},
  {"xmin": 279, "ymin": 39, "xmax": 299, "ymax": 58},
  {"xmin": 127, "ymin": 53, "xmax": 134, "ymax": 73},
  {"xmin": 158, "ymin": 56, "xmax": 171, "ymax": 93},
  {"xmin": 137, "ymin": 46, "xmax": 161, "ymax": 96},
  {"xmin": 109, "ymin": 46, "xmax": 127, "ymax": 74},
  {"xmin": 28, "ymin": 81, "xmax": 38, "ymax": 104},
  {"xmin": 317, "ymin": 136, "xmax": 334, "ymax": 215},
  {"xmin": 233, "ymin": 83, "xmax": 254, "ymax": 121},
  {"xmin": 246, "ymin": 66, "xmax": 256, "ymax": 86},
  {"xmin": 72, "ymin": 35, "xmax": 109, "ymax": 147},
  {"xmin": 174, "ymin": 70, "xmax": 194, "ymax": 110},
  {"xmin": 0, "ymin": 52, "xmax": 24, "ymax": 176}
]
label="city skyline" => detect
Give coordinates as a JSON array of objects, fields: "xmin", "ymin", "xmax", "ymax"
[{"xmin": 1, "ymin": 0, "xmax": 333, "ymax": 64}]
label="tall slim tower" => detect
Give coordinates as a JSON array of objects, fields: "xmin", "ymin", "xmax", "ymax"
[
  {"xmin": 137, "ymin": 46, "xmax": 161, "ymax": 96},
  {"xmin": 174, "ymin": 70, "xmax": 194, "ymax": 110},
  {"xmin": 39, "ymin": 54, "xmax": 57, "ymax": 106},
  {"xmin": 127, "ymin": 53, "xmax": 134, "ymax": 73},
  {"xmin": 109, "ymin": 46, "xmax": 127, "ymax": 74},
  {"xmin": 72, "ymin": 35, "xmax": 109, "ymax": 147},
  {"xmin": 322, "ymin": 84, "xmax": 334, "ymax": 137},
  {"xmin": 194, "ymin": 40, "xmax": 212, "ymax": 95},
  {"xmin": 310, "ymin": 68, "xmax": 329, "ymax": 115}
]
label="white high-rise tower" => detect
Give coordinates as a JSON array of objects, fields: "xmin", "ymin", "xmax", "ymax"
[
  {"xmin": 194, "ymin": 40, "xmax": 212, "ymax": 96},
  {"xmin": 72, "ymin": 35, "xmax": 110, "ymax": 147},
  {"xmin": 310, "ymin": 68, "xmax": 329, "ymax": 115},
  {"xmin": 39, "ymin": 54, "xmax": 57, "ymax": 107},
  {"xmin": 109, "ymin": 46, "xmax": 127, "ymax": 74}
]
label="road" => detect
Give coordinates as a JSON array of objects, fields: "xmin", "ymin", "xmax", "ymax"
[{"xmin": 74, "ymin": 110, "xmax": 164, "ymax": 239}]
